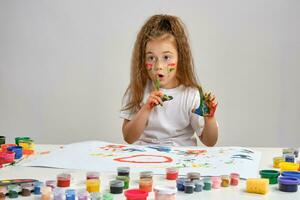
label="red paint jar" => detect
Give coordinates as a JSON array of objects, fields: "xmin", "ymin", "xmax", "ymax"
[
  {"xmin": 124, "ymin": 189, "xmax": 148, "ymax": 200},
  {"xmin": 57, "ymin": 173, "xmax": 71, "ymax": 187},
  {"xmin": 230, "ymin": 173, "xmax": 240, "ymax": 186},
  {"xmin": 166, "ymin": 167, "xmax": 178, "ymax": 180}
]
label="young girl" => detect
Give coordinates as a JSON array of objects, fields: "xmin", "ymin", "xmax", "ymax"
[{"xmin": 120, "ymin": 14, "xmax": 218, "ymax": 146}]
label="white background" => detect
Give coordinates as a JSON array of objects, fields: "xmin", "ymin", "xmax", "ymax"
[{"xmin": 0, "ymin": 0, "xmax": 299, "ymax": 147}]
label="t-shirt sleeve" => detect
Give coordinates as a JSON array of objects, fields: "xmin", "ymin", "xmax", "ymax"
[
  {"xmin": 119, "ymin": 91, "xmax": 135, "ymax": 120},
  {"xmin": 189, "ymin": 89, "xmax": 205, "ymax": 136}
]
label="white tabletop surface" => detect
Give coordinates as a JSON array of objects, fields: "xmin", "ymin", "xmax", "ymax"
[{"xmin": 0, "ymin": 145, "xmax": 299, "ymax": 200}]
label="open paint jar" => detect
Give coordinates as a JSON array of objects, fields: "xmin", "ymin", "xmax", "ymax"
[
  {"xmin": 117, "ymin": 167, "xmax": 130, "ymax": 177},
  {"xmin": 278, "ymin": 176, "xmax": 300, "ymax": 192},
  {"xmin": 273, "ymin": 157, "xmax": 285, "ymax": 168},
  {"xmin": 230, "ymin": 173, "xmax": 240, "ymax": 186},
  {"xmin": 221, "ymin": 175, "xmax": 230, "ymax": 187},
  {"xmin": 86, "ymin": 179, "xmax": 100, "ymax": 193},
  {"xmin": 110, "ymin": 180, "xmax": 124, "ymax": 194},
  {"xmin": 166, "ymin": 167, "xmax": 178, "ymax": 180},
  {"xmin": 259, "ymin": 170, "xmax": 280, "ymax": 184},
  {"xmin": 139, "ymin": 178, "xmax": 153, "ymax": 192},
  {"xmin": 124, "ymin": 189, "xmax": 148, "ymax": 200},
  {"xmin": 154, "ymin": 185, "xmax": 176, "ymax": 200},
  {"xmin": 57, "ymin": 173, "xmax": 71, "ymax": 187}
]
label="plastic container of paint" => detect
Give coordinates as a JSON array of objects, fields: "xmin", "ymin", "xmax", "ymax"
[
  {"xmin": 259, "ymin": 170, "xmax": 280, "ymax": 184},
  {"xmin": 41, "ymin": 186, "xmax": 52, "ymax": 200},
  {"xmin": 87, "ymin": 171, "xmax": 100, "ymax": 180},
  {"xmin": 183, "ymin": 181, "xmax": 195, "ymax": 194},
  {"xmin": 86, "ymin": 179, "xmax": 100, "ymax": 193},
  {"xmin": 187, "ymin": 172, "xmax": 200, "ymax": 181},
  {"xmin": 117, "ymin": 166, "xmax": 130, "ymax": 177},
  {"xmin": 110, "ymin": 180, "xmax": 124, "ymax": 194},
  {"xmin": 0, "ymin": 136, "xmax": 5, "ymax": 145},
  {"xmin": 166, "ymin": 167, "xmax": 178, "ymax": 180},
  {"xmin": 139, "ymin": 178, "xmax": 153, "ymax": 192},
  {"xmin": 33, "ymin": 181, "xmax": 43, "ymax": 195},
  {"xmin": 7, "ymin": 146, "xmax": 23, "ymax": 159},
  {"xmin": 53, "ymin": 187, "xmax": 65, "ymax": 200},
  {"xmin": 230, "ymin": 173, "xmax": 240, "ymax": 186},
  {"xmin": 0, "ymin": 151, "xmax": 15, "ymax": 164},
  {"xmin": 140, "ymin": 171, "xmax": 153, "ymax": 180},
  {"xmin": 284, "ymin": 154, "xmax": 295, "ymax": 163},
  {"xmin": 176, "ymin": 178, "xmax": 189, "ymax": 191},
  {"xmin": 281, "ymin": 171, "xmax": 300, "ymax": 180},
  {"xmin": 45, "ymin": 180, "xmax": 56, "ymax": 190},
  {"xmin": 154, "ymin": 185, "xmax": 176, "ymax": 200},
  {"xmin": 0, "ymin": 144, "xmax": 16, "ymax": 152},
  {"xmin": 7, "ymin": 184, "xmax": 20, "ymax": 198},
  {"xmin": 66, "ymin": 189, "xmax": 76, "ymax": 200},
  {"xmin": 273, "ymin": 156, "xmax": 284, "ymax": 168},
  {"xmin": 57, "ymin": 173, "xmax": 71, "ymax": 187},
  {"xmin": 211, "ymin": 176, "xmax": 221, "ymax": 189},
  {"xmin": 278, "ymin": 176, "xmax": 300, "ymax": 192},
  {"xmin": 102, "ymin": 192, "xmax": 113, "ymax": 200},
  {"xmin": 15, "ymin": 136, "xmax": 31, "ymax": 145},
  {"xmin": 193, "ymin": 179, "xmax": 204, "ymax": 192},
  {"xmin": 0, "ymin": 186, "xmax": 7, "ymax": 199},
  {"xmin": 18, "ymin": 139, "xmax": 35, "ymax": 155},
  {"xmin": 21, "ymin": 183, "xmax": 33, "ymax": 197},
  {"xmin": 116, "ymin": 175, "xmax": 130, "ymax": 189},
  {"xmin": 124, "ymin": 189, "xmax": 148, "ymax": 200},
  {"xmin": 77, "ymin": 189, "xmax": 89, "ymax": 200},
  {"xmin": 279, "ymin": 162, "xmax": 299, "ymax": 172},
  {"xmin": 203, "ymin": 177, "xmax": 212, "ymax": 190},
  {"xmin": 221, "ymin": 175, "xmax": 230, "ymax": 187}
]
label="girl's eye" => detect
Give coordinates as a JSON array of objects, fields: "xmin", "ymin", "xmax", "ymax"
[
  {"xmin": 164, "ymin": 55, "xmax": 170, "ymax": 60},
  {"xmin": 147, "ymin": 56, "xmax": 155, "ymax": 62}
]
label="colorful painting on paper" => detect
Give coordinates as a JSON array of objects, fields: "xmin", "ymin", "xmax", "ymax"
[{"xmin": 20, "ymin": 141, "xmax": 261, "ymax": 178}]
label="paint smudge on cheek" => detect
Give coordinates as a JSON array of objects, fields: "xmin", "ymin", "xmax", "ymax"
[
  {"xmin": 145, "ymin": 63, "xmax": 154, "ymax": 71},
  {"xmin": 167, "ymin": 63, "xmax": 176, "ymax": 73}
]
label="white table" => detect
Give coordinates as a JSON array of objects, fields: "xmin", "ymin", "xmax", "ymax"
[{"xmin": 0, "ymin": 145, "xmax": 299, "ymax": 200}]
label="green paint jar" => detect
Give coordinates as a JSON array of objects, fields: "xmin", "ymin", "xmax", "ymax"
[
  {"xmin": 259, "ymin": 169, "xmax": 280, "ymax": 184},
  {"xmin": 116, "ymin": 175, "xmax": 130, "ymax": 189}
]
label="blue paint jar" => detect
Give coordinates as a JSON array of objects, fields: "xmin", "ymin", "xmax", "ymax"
[
  {"xmin": 7, "ymin": 146, "xmax": 23, "ymax": 159},
  {"xmin": 281, "ymin": 171, "xmax": 300, "ymax": 182},
  {"xmin": 183, "ymin": 181, "xmax": 195, "ymax": 194},
  {"xmin": 176, "ymin": 178, "xmax": 189, "ymax": 191},
  {"xmin": 33, "ymin": 181, "xmax": 43, "ymax": 195},
  {"xmin": 284, "ymin": 154, "xmax": 295, "ymax": 163},
  {"xmin": 193, "ymin": 180, "xmax": 204, "ymax": 192},
  {"xmin": 278, "ymin": 176, "xmax": 300, "ymax": 192},
  {"xmin": 65, "ymin": 189, "xmax": 76, "ymax": 200}
]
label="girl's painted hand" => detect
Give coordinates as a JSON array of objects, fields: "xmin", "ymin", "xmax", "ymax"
[
  {"xmin": 146, "ymin": 91, "xmax": 164, "ymax": 109},
  {"xmin": 192, "ymin": 92, "xmax": 218, "ymax": 117}
]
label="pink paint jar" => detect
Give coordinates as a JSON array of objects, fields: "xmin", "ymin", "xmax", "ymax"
[
  {"xmin": 124, "ymin": 189, "xmax": 148, "ymax": 200},
  {"xmin": 154, "ymin": 185, "xmax": 177, "ymax": 200},
  {"xmin": 211, "ymin": 176, "xmax": 221, "ymax": 189},
  {"xmin": 0, "ymin": 151, "xmax": 15, "ymax": 164}
]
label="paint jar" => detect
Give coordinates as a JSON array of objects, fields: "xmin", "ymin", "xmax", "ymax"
[
  {"xmin": 187, "ymin": 172, "xmax": 200, "ymax": 181},
  {"xmin": 41, "ymin": 186, "xmax": 52, "ymax": 200},
  {"xmin": 90, "ymin": 192, "xmax": 102, "ymax": 200},
  {"xmin": 193, "ymin": 180, "xmax": 204, "ymax": 192},
  {"xmin": 183, "ymin": 181, "xmax": 195, "ymax": 194},
  {"xmin": 203, "ymin": 177, "xmax": 212, "ymax": 191},
  {"xmin": 281, "ymin": 171, "xmax": 300, "ymax": 179},
  {"xmin": 230, "ymin": 173, "xmax": 240, "ymax": 186},
  {"xmin": 140, "ymin": 171, "xmax": 153, "ymax": 180},
  {"xmin": 7, "ymin": 184, "xmax": 20, "ymax": 198},
  {"xmin": 57, "ymin": 173, "xmax": 71, "ymax": 187},
  {"xmin": 110, "ymin": 180, "xmax": 124, "ymax": 194},
  {"xmin": 116, "ymin": 175, "xmax": 130, "ymax": 189},
  {"xmin": 87, "ymin": 171, "xmax": 100, "ymax": 180},
  {"xmin": 117, "ymin": 166, "xmax": 130, "ymax": 177},
  {"xmin": 0, "ymin": 144, "xmax": 16, "ymax": 152},
  {"xmin": 21, "ymin": 183, "xmax": 33, "ymax": 196},
  {"xmin": 86, "ymin": 179, "xmax": 100, "ymax": 193},
  {"xmin": 77, "ymin": 189, "xmax": 89, "ymax": 200},
  {"xmin": 7, "ymin": 146, "xmax": 23, "ymax": 159},
  {"xmin": 154, "ymin": 185, "xmax": 176, "ymax": 200},
  {"xmin": 166, "ymin": 167, "xmax": 178, "ymax": 180},
  {"xmin": 273, "ymin": 157, "xmax": 284, "ymax": 168},
  {"xmin": 221, "ymin": 175, "xmax": 230, "ymax": 187},
  {"xmin": 53, "ymin": 187, "xmax": 65, "ymax": 200},
  {"xmin": 34, "ymin": 181, "xmax": 43, "ymax": 195},
  {"xmin": 124, "ymin": 189, "xmax": 148, "ymax": 200},
  {"xmin": 259, "ymin": 170, "xmax": 280, "ymax": 184},
  {"xmin": 15, "ymin": 136, "xmax": 31, "ymax": 145},
  {"xmin": 139, "ymin": 178, "xmax": 153, "ymax": 192},
  {"xmin": 66, "ymin": 189, "xmax": 76, "ymax": 200},
  {"xmin": 45, "ymin": 180, "xmax": 56, "ymax": 190},
  {"xmin": 18, "ymin": 139, "xmax": 35, "ymax": 155},
  {"xmin": 0, "ymin": 151, "xmax": 15, "ymax": 165},
  {"xmin": 211, "ymin": 176, "xmax": 221, "ymax": 189},
  {"xmin": 284, "ymin": 154, "xmax": 295, "ymax": 163},
  {"xmin": 102, "ymin": 192, "xmax": 113, "ymax": 200},
  {"xmin": 279, "ymin": 162, "xmax": 299, "ymax": 172},
  {"xmin": 278, "ymin": 176, "xmax": 300, "ymax": 192},
  {"xmin": 176, "ymin": 178, "xmax": 189, "ymax": 191},
  {"xmin": 0, "ymin": 186, "xmax": 7, "ymax": 199},
  {"xmin": 0, "ymin": 136, "xmax": 5, "ymax": 145}
]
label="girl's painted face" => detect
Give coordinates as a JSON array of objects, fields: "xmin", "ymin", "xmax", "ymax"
[{"xmin": 145, "ymin": 35, "xmax": 178, "ymax": 89}]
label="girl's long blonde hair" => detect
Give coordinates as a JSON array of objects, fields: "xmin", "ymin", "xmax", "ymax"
[{"xmin": 123, "ymin": 14, "xmax": 203, "ymax": 113}]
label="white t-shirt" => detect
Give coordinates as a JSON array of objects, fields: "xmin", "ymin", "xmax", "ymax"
[{"xmin": 120, "ymin": 81, "xmax": 204, "ymax": 146}]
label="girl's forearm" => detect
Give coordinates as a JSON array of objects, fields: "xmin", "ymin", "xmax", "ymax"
[
  {"xmin": 122, "ymin": 105, "xmax": 152, "ymax": 144},
  {"xmin": 199, "ymin": 117, "xmax": 218, "ymax": 146}
]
